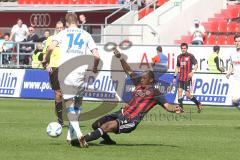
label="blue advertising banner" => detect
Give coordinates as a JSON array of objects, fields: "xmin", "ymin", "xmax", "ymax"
[
  {"xmin": 20, "ymin": 69, "xmax": 54, "ymax": 99},
  {"xmin": 121, "ymin": 73, "xmax": 177, "ymax": 103}
]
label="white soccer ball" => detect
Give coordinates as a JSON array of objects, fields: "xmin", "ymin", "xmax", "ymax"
[{"xmin": 46, "ymin": 122, "xmax": 62, "ymax": 137}]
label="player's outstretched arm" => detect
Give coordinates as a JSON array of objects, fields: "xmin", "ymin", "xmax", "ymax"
[
  {"xmin": 162, "ymin": 103, "xmax": 182, "ymax": 113},
  {"xmin": 113, "ymin": 48, "xmax": 137, "ymax": 79},
  {"xmin": 91, "ymin": 48, "xmax": 100, "ymax": 73}
]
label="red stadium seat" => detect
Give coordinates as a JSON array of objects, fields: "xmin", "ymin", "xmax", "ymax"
[
  {"xmin": 157, "ymin": 0, "xmax": 166, "ymax": 6},
  {"xmin": 18, "ymin": 0, "xmax": 23, "ymax": 4},
  {"xmin": 218, "ymin": 21, "xmax": 228, "ymax": 33},
  {"xmin": 226, "ymin": 35, "xmax": 235, "ymax": 45},
  {"xmin": 91, "ymin": 0, "xmax": 100, "ymax": 4},
  {"xmin": 108, "ymin": 0, "xmax": 117, "ymax": 4},
  {"xmin": 181, "ymin": 36, "xmax": 192, "ymax": 44},
  {"xmin": 23, "ymin": 0, "xmax": 31, "ymax": 4},
  {"xmin": 138, "ymin": 9, "xmax": 146, "ymax": 20},
  {"xmin": 60, "ymin": 0, "xmax": 70, "ymax": 4},
  {"xmin": 228, "ymin": 22, "xmax": 237, "ymax": 32},
  {"xmin": 99, "ymin": 0, "xmax": 108, "ymax": 4},
  {"xmin": 207, "ymin": 22, "xmax": 218, "ymax": 33},
  {"xmin": 216, "ymin": 35, "xmax": 226, "ymax": 45},
  {"xmin": 145, "ymin": 8, "xmax": 153, "ymax": 16},
  {"xmin": 205, "ymin": 35, "xmax": 216, "ymax": 45}
]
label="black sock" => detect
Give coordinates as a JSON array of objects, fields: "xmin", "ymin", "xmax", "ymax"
[
  {"xmin": 55, "ymin": 101, "xmax": 63, "ymax": 123},
  {"xmin": 190, "ymin": 96, "xmax": 200, "ymax": 106},
  {"xmin": 178, "ymin": 98, "xmax": 183, "ymax": 108},
  {"xmin": 102, "ymin": 133, "xmax": 113, "ymax": 142},
  {"xmin": 85, "ymin": 128, "xmax": 104, "ymax": 142}
]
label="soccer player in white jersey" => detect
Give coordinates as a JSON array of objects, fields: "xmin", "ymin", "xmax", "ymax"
[
  {"xmin": 44, "ymin": 13, "xmax": 100, "ymax": 148},
  {"xmin": 226, "ymin": 34, "xmax": 240, "ymax": 109}
]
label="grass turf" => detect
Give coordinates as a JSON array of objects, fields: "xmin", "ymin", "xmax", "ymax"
[{"xmin": 0, "ymin": 98, "xmax": 240, "ymax": 160}]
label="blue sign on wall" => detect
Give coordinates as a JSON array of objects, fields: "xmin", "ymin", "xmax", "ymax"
[{"xmin": 20, "ymin": 69, "xmax": 54, "ymax": 99}]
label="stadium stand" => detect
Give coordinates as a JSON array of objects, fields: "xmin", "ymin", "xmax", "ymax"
[
  {"xmin": 175, "ymin": 3, "xmax": 240, "ymax": 45},
  {"xmin": 138, "ymin": 0, "xmax": 169, "ymax": 20},
  {"xmin": 18, "ymin": 0, "xmax": 118, "ymax": 4}
]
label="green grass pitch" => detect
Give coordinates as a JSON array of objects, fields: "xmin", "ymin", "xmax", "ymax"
[{"xmin": 0, "ymin": 98, "xmax": 240, "ymax": 160}]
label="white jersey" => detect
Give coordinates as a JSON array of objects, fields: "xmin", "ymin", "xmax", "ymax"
[
  {"xmin": 52, "ymin": 27, "xmax": 97, "ymax": 99},
  {"xmin": 11, "ymin": 24, "xmax": 28, "ymax": 42},
  {"xmin": 230, "ymin": 51, "xmax": 240, "ymax": 80},
  {"xmin": 52, "ymin": 27, "xmax": 97, "ymax": 66}
]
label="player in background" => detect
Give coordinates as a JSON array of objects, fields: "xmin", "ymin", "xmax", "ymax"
[
  {"xmin": 173, "ymin": 43, "xmax": 202, "ymax": 113},
  {"xmin": 226, "ymin": 34, "xmax": 240, "ymax": 109},
  {"xmin": 42, "ymin": 21, "xmax": 65, "ymax": 126},
  {"xmin": 43, "ymin": 13, "xmax": 100, "ymax": 147},
  {"xmin": 81, "ymin": 48, "xmax": 181, "ymax": 145}
]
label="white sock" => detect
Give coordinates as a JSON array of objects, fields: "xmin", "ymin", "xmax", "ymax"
[
  {"xmin": 67, "ymin": 123, "xmax": 78, "ymax": 141},
  {"xmin": 69, "ymin": 121, "xmax": 83, "ymax": 139}
]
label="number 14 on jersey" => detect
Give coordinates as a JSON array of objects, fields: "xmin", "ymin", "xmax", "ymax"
[{"xmin": 67, "ymin": 33, "xmax": 84, "ymax": 49}]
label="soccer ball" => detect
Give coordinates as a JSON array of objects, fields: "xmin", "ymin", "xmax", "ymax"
[{"xmin": 46, "ymin": 122, "xmax": 62, "ymax": 137}]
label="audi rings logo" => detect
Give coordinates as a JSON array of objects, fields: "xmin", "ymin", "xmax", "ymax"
[{"xmin": 30, "ymin": 13, "xmax": 51, "ymax": 27}]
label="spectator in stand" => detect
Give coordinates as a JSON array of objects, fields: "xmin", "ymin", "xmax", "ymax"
[
  {"xmin": 189, "ymin": 19, "xmax": 205, "ymax": 45},
  {"xmin": 0, "ymin": 33, "xmax": 14, "ymax": 65},
  {"xmin": 2, "ymin": 33, "xmax": 14, "ymax": 53},
  {"xmin": 20, "ymin": 26, "xmax": 39, "ymax": 53},
  {"xmin": 9, "ymin": 18, "xmax": 28, "ymax": 42},
  {"xmin": 78, "ymin": 14, "xmax": 91, "ymax": 34},
  {"xmin": 9, "ymin": 18, "xmax": 29, "ymax": 66},
  {"xmin": 38, "ymin": 29, "xmax": 51, "ymax": 43},
  {"xmin": 20, "ymin": 26, "xmax": 39, "ymax": 66}
]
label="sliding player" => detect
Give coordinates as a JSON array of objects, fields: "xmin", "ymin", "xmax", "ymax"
[{"xmin": 81, "ymin": 48, "xmax": 181, "ymax": 145}]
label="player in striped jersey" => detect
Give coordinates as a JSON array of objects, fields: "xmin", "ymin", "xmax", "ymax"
[
  {"xmin": 173, "ymin": 43, "xmax": 202, "ymax": 113},
  {"xmin": 82, "ymin": 48, "xmax": 181, "ymax": 145}
]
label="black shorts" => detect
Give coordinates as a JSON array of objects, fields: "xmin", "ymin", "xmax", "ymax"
[
  {"xmin": 178, "ymin": 80, "xmax": 192, "ymax": 91},
  {"xmin": 49, "ymin": 67, "xmax": 60, "ymax": 90},
  {"xmin": 95, "ymin": 110, "xmax": 138, "ymax": 134}
]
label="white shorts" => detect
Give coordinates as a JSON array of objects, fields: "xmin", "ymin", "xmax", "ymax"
[
  {"xmin": 230, "ymin": 78, "xmax": 240, "ymax": 100},
  {"xmin": 61, "ymin": 71, "xmax": 86, "ymax": 100}
]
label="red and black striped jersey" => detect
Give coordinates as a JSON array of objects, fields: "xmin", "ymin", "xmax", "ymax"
[
  {"xmin": 123, "ymin": 75, "xmax": 166, "ymax": 123},
  {"xmin": 176, "ymin": 53, "xmax": 197, "ymax": 81}
]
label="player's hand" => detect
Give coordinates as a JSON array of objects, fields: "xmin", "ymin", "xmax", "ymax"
[
  {"xmin": 226, "ymin": 73, "xmax": 230, "ymax": 79},
  {"xmin": 173, "ymin": 78, "xmax": 176, "ymax": 84},
  {"xmin": 113, "ymin": 48, "xmax": 121, "ymax": 58},
  {"xmin": 41, "ymin": 60, "xmax": 48, "ymax": 68},
  {"xmin": 92, "ymin": 67, "xmax": 98, "ymax": 73},
  {"xmin": 174, "ymin": 105, "xmax": 183, "ymax": 114},
  {"xmin": 46, "ymin": 67, "xmax": 52, "ymax": 73},
  {"xmin": 188, "ymin": 72, "xmax": 194, "ymax": 78}
]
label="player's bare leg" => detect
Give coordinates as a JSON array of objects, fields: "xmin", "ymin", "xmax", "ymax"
[
  {"xmin": 66, "ymin": 96, "xmax": 88, "ymax": 148},
  {"xmin": 92, "ymin": 117, "xmax": 116, "ymax": 145},
  {"xmin": 84, "ymin": 120, "xmax": 118, "ymax": 143},
  {"xmin": 163, "ymin": 103, "xmax": 184, "ymax": 113},
  {"xmin": 185, "ymin": 91, "xmax": 202, "ymax": 113}
]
